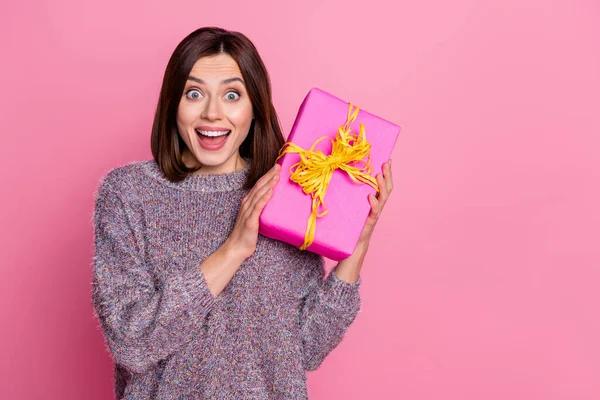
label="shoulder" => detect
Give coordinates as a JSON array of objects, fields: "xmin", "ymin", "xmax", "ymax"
[
  {"xmin": 97, "ymin": 160, "xmax": 151, "ymax": 191},
  {"xmin": 94, "ymin": 160, "xmax": 153, "ymax": 205}
]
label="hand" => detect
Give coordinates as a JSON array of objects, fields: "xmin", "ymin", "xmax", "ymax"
[
  {"xmin": 357, "ymin": 159, "xmax": 393, "ymax": 245},
  {"xmin": 223, "ymin": 163, "xmax": 281, "ymax": 261}
]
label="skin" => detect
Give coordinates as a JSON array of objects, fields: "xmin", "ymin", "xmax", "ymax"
[
  {"xmin": 184, "ymin": 55, "xmax": 394, "ymax": 296},
  {"xmin": 333, "ymin": 159, "xmax": 393, "ymax": 284},
  {"xmin": 178, "ymin": 53, "xmax": 252, "ymax": 175}
]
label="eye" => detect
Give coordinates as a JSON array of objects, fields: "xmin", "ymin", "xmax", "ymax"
[
  {"xmin": 224, "ymin": 91, "xmax": 240, "ymax": 101},
  {"xmin": 185, "ymin": 89, "xmax": 202, "ymax": 100}
]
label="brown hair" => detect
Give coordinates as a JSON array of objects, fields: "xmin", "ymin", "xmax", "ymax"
[{"xmin": 150, "ymin": 27, "xmax": 284, "ymax": 189}]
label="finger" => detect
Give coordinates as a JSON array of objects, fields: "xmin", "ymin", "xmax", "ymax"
[
  {"xmin": 383, "ymin": 159, "xmax": 393, "ymax": 193},
  {"xmin": 242, "ymin": 164, "xmax": 280, "ymax": 212},
  {"xmin": 249, "ymin": 187, "xmax": 274, "ymax": 223},
  {"xmin": 376, "ymin": 173, "xmax": 389, "ymax": 205},
  {"xmin": 368, "ymin": 193, "xmax": 381, "ymax": 218},
  {"xmin": 248, "ymin": 172, "xmax": 279, "ymax": 213},
  {"xmin": 255, "ymin": 163, "xmax": 281, "ymax": 192}
]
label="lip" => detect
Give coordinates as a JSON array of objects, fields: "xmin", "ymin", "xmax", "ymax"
[
  {"xmin": 196, "ymin": 129, "xmax": 230, "ymax": 151},
  {"xmin": 196, "ymin": 126, "xmax": 230, "ymax": 132}
]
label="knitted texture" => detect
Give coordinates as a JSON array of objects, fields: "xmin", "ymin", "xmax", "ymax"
[{"xmin": 91, "ymin": 160, "xmax": 362, "ymax": 399}]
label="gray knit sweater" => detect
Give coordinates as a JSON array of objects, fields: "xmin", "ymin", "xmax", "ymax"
[{"xmin": 91, "ymin": 160, "xmax": 362, "ymax": 399}]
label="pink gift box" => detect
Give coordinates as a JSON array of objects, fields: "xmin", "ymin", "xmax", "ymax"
[{"xmin": 258, "ymin": 88, "xmax": 400, "ymax": 261}]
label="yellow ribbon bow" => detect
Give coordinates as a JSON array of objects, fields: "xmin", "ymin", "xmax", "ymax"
[{"xmin": 277, "ymin": 103, "xmax": 380, "ymax": 250}]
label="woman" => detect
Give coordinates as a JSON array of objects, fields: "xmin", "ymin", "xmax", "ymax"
[{"xmin": 92, "ymin": 27, "xmax": 393, "ymax": 399}]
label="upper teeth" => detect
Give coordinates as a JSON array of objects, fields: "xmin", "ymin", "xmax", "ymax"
[{"xmin": 196, "ymin": 129, "xmax": 230, "ymax": 137}]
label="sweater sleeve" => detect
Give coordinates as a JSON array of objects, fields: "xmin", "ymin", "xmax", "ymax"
[
  {"xmin": 91, "ymin": 175, "xmax": 216, "ymax": 374},
  {"xmin": 298, "ymin": 255, "xmax": 362, "ymax": 371}
]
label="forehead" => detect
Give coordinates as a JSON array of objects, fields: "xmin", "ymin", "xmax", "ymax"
[{"xmin": 189, "ymin": 54, "xmax": 242, "ymax": 80}]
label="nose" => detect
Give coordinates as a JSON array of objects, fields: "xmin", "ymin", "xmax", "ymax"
[{"xmin": 201, "ymin": 95, "xmax": 223, "ymax": 121}]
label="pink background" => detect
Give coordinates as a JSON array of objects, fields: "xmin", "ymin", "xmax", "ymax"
[{"xmin": 1, "ymin": 0, "xmax": 598, "ymax": 399}]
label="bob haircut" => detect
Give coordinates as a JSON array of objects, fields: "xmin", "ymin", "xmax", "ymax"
[{"xmin": 150, "ymin": 27, "xmax": 284, "ymax": 189}]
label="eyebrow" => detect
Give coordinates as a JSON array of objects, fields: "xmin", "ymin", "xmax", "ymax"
[{"xmin": 187, "ymin": 75, "xmax": 245, "ymax": 85}]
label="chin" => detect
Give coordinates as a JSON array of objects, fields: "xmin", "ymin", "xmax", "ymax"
[
  {"xmin": 192, "ymin": 150, "xmax": 237, "ymax": 169},
  {"xmin": 183, "ymin": 131, "xmax": 247, "ymax": 171}
]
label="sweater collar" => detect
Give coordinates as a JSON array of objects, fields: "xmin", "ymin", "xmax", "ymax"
[{"xmin": 142, "ymin": 159, "xmax": 251, "ymax": 192}]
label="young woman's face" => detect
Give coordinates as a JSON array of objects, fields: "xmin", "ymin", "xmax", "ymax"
[{"xmin": 177, "ymin": 53, "xmax": 253, "ymax": 174}]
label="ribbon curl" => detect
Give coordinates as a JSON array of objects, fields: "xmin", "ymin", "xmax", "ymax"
[{"xmin": 276, "ymin": 103, "xmax": 380, "ymax": 250}]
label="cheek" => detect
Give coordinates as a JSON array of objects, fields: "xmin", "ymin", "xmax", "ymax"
[
  {"xmin": 175, "ymin": 107, "xmax": 195, "ymax": 147},
  {"xmin": 176, "ymin": 102, "xmax": 195, "ymax": 130},
  {"xmin": 228, "ymin": 103, "xmax": 254, "ymax": 128}
]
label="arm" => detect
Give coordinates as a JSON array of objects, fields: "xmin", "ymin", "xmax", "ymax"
[
  {"xmin": 299, "ymin": 254, "xmax": 362, "ymax": 371},
  {"xmin": 92, "ymin": 162, "xmax": 282, "ymax": 374},
  {"xmin": 300, "ymin": 159, "xmax": 394, "ymax": 370},
  {"xmin": 92, "ymin": 178, "xmax": 216, "ymax": 374},
  {"xmin": 335, "ymin": 159, "xmax": 393, "ymax": 285}
]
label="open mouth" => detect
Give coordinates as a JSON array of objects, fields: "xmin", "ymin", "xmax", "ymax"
[
  {"xmin": 195, "ymin": 129, "xmax": 231, "ymax": 150},
  {"xmin": 195, "ymin": 129, "xmax": 231, "ymax": 138}
]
